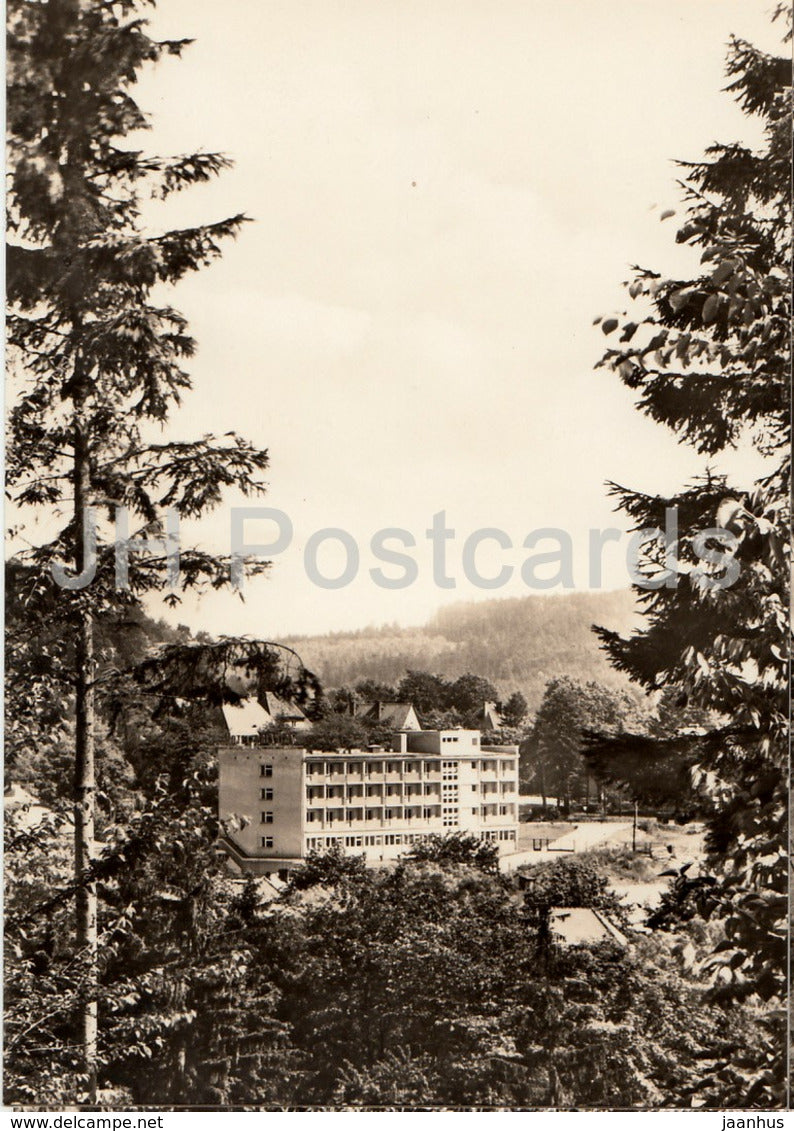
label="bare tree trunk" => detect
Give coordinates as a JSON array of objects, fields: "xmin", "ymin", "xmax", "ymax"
[
  {"xmin": 73, "ymin": 382, "xmax": 98, "ymax": 1104},
  {"xmin": 75, "ymin": 610, "xmax": 97, "ymax": 1101}
]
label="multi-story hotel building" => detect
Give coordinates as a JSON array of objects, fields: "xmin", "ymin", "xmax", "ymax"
[{"xmin": 218, "ymin": 726, "xmax": 519, "ymax": 875}]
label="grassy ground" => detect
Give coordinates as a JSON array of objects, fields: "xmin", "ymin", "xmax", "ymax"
[
  {"xmin": 634, "ymin": 819, "xmax": 706, "ymax": 860},
  {"xmin": 576, "ymin": 821, "xmax": 705, "ymax": 872},
  {"xmin": 514, "ymin": 819, "xmax": 706, "ymax": 903},
  {"xmin": 578, "ymin": 822, "xmax": 707, "ymax": 911},
  {"xmin": 576, "ymin": 846, "xmax": 661, "ymax": 883}
]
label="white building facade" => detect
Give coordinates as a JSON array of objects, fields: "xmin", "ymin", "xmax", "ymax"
[{"xmin": 218, "ymin": 729, "xmax": 519, "ymax": 875}]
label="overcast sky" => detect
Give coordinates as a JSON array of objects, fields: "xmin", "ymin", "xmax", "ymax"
[{"xmin": 131, "ymin": 0, "xmax": 778, "ymax": 637}]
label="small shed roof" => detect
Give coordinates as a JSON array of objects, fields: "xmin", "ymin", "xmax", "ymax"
[{"xmin": 549, "ymin": 906, "xmax": 628, "ymax": 947}]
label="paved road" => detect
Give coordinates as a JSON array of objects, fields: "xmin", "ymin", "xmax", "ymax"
[{"xmin": 500, "ymin": 821, "xmax": 632, "ymax": 873}]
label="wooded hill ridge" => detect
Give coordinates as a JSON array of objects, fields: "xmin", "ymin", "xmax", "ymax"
[{"xmin": 281, "ymin": 590, "xmax": 639, "ymax": 710}]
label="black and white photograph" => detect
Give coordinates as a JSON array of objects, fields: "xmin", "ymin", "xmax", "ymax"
[{"xmin": 4, "ymin": 0, "xmax": 791, "ymax": 1114}]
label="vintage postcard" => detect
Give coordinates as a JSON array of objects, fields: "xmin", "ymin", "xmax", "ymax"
[{"xmin": 4, "ymin": 0, "xmax": 790, "ymax": 1117}]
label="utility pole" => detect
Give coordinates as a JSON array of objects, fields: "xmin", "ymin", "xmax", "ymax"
[{"xmin": 632, "ymin": 799, "xmax": 638, "ymax": 852}]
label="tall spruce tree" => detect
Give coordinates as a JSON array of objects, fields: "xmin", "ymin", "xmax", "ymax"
[
  {"xmin": 6, "ymin": 0, "xmax": 280, "ymax": 1099},
  {"xmin": 590, "ymin": 15, "xmax": 790, "ymax": 1106}
]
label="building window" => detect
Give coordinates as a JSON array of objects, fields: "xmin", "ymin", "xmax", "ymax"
[
  {"xmin": 261, "ymin": 787, "xmax": 273, "ymax": 801},
  {"xmin": 261, "ymin": 836, "xmax": 274, "ymax": 848},
  {"xmin": 262, "ymin": 811, "xmax": 274, "ymax": 824},
  {"xmin": 261, "ymin": 764, "xmax": 273, "ymax": 778},
  {"xmin": 442, "ymin": 805, "xmax": 458, "ymax": 828}
]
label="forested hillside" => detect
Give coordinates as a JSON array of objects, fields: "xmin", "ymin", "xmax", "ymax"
[{"xmin": 283, "ymin": 589, "xmax": 639, "ymax": 710}]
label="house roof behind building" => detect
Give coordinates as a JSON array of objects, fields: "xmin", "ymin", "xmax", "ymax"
[
  {"xmin": 221, "ymin": 697, "xmax": 272, "ymax": 737},
  {"xmin": 222, "ymin": 693, "xmax": 308, "ymax": 737},
  {"xmin": 357, "ymin": 701, "xmax": 419, "ymax": 730},
  {"xmin": 262, "ymin": 690, "xmax": 307, "ymax": 722},
  {"xmin": 479, "ymin": 700, "xmax": 502, "ymax": 729}
]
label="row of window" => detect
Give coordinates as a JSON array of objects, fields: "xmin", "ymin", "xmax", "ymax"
[
  {"xmin": 306, "ymin": 783, "xmax": 446, "ymax": 799},
  {"xmin": 307, "ymin": 760, "xmax": 419, "ymax": 776},
  {"xmin": 305, "ymin": 787, "xmax": 515, "ymax": 805},
  {"xmin": 305, "ymin": 782, "xmax": 516, "ymax": 801},
  {"xmin": 305, "ymin": 803, "xmax": 517, "ymax": 821},
  {"xmin": 307, "ymin": 805, "xmax": 445, "ymax": 822},
  {"xmin": 259, "ymin": 761, "xmax": 517, "ymax": 782},
  {"xmin": 304, "ymin": 832, "xmax": 447, "ymax": 851},
  {"xmin": 304, "ymin": 759, "xmax": 515, "ymax": 777},
  {"xmin": 302, "ymin": 827, "xmax": 517, "ymax": 853}
]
